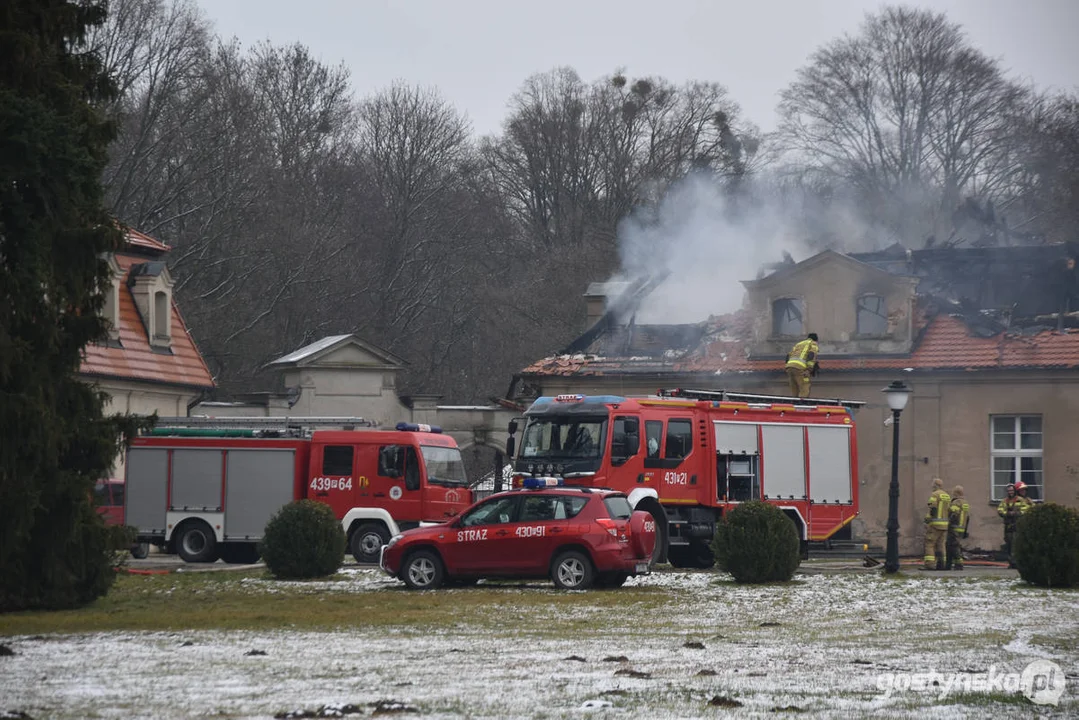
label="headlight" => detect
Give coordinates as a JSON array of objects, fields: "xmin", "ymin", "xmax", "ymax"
[{"xmin": 386, "ymin": 534, "xmax": 403, "ymax": 550}]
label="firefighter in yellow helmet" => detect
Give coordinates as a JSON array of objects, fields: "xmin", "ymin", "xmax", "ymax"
[
  {"xmin": 785, "ymin": 332, "xmax": 819, "ymax": 399},
  {"xmin": 924, "ymin": 477, "xmax": 950, "ymax": 570},
  {"xmin": 945, "ymin": 485, "xmax": 969, "ymax": 571}
]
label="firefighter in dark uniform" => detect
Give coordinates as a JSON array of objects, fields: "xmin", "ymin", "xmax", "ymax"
[
  {"xmin": 924, "ymin": 478, "xmax": 950, "ymax": 570},
  {"xmin": 785, "ymin": 333, "xmax": 819, "ymax": 398},
  {"xmin": 945, "ymin": 485, "xmax": 969, "ymax": 571}
]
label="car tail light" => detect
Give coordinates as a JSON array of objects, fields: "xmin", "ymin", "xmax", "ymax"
[{"xmin": 595, "ymin": 518, "xmax": 618, "ymax": 537}]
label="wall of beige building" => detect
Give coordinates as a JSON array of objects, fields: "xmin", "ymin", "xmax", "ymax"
[
  {"xmin": 743, "ymin": 254, "xmax": 919, "ymax": 356},
  {"xmin": 90, "ymin": 377, "xmax": 200, "ymax": 479},
  {"xmin": 528, "ymin": 372, "xmax": 1079, "ymax": 555}
]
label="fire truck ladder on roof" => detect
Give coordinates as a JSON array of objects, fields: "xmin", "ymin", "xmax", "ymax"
[
  {"xmin": 149, "ymin": 416, "xmax": 376, "ymax": 436},
  {"xmin": 658, "ymin": 388, "xmax": 866, "ymax": 410}
]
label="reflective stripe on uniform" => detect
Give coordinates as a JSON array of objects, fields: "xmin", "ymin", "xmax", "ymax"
[{"xmin": 786, "ymin": 339, "xmax": 818, "ymax": 370}]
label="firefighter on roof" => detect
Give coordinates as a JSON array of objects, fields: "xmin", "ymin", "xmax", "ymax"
[
  {"xmin": 945, "ymin": 485, "xmax": 969, "ymax": 571},
  {"xmin": 924, "ymin": 478, "xmax": 950, "ymax": 570},
  {"xmin": 785, "ymin": 332, "xmax": 820, "ymax": 399},
  {"xmin": 997, "ymin": 482, "xmax": 1029, "ymax": 567}
]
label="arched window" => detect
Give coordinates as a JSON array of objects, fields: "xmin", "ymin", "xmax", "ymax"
[
  {"xmin": 772, "ymin": 298, "xmax": 804, "ymax": 337},
  {"xmin": 153, "ymin": 290, "xmax": 170, "ymax": 340},
  {"xmin": 856, "ymin": 295, "xmax": 888, "ymax": 336}
]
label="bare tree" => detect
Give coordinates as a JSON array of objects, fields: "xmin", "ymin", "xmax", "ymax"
[{"xmin": 777, "ymin": 5, "xmax": 1026, "ymax": 245}]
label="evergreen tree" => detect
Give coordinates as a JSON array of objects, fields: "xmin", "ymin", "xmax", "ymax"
[{"xmin": 0, "ymin": 0, "xmax": 138, "ymax": 610}]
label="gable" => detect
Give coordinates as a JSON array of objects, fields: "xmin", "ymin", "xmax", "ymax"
[
  {"xmin": 315, "ymin": 343, "xmax": 399, "ymax": 368},
  {"xmin": 744, "ymin": 249, "xmax": 903, "ymax": 291},
  {"xmin": 268, "ymin": 334, "xmax": 405, "ymax": 369}
]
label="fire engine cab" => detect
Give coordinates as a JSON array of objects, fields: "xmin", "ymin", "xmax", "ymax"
[
  {"xmin": 124, "ymin": 417, "xmax": 472, "ymax": 565},
  {"xmin": 507, "ymin": 389, "xmax": 864, "ymax": 568}
]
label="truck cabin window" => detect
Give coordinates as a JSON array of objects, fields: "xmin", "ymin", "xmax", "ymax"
[
  {"xmin": 520, "ymin": 418, "xmax": 606, "ymax": 460},
  {"xmin": 645, "ymin": 420, "xmax": 663, "ymax": 458},
  {"xmin": 323, "ymin": 445, "xmax": 354, "ymax": 476},
  {"xmin": 665, "ymin": 419, "xmax": 693, "ymax": 459},
  {"xmin": 610, "ymin": 416, "xmax": 640, "ymax": 462},
  {"xmin": 420, "ymin": 445, "xmax": 468, "ymax": 487},
  {"xmin": 404, "ymin": 447, "xmax": 420, "ymax": 491}
]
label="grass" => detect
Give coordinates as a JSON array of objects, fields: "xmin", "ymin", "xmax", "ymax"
[{"xmin": 0, "ymin": 569, "xmax": 679, "ymax": 636}]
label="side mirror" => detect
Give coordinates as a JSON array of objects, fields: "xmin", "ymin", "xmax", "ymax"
[
  {"xmin": 626, "ymin": 432, "xmax": 640, "ymax": 455},
  {"xmin": 505, "ymin": 436, "xmax": 516, "ymax": 458},
  {"xmin": 508, "ymin": 419, "xmax": 519, "ymax": 435}
]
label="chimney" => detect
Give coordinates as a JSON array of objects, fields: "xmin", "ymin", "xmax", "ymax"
[{"xmin": 583, "ymin": 281, "xmax": 630, "ymax": 328}]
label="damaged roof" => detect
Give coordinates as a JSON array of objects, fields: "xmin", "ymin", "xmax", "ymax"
[{"xmin": 524, "ymin": 244, "xmax": 1079, "ymax": 379}]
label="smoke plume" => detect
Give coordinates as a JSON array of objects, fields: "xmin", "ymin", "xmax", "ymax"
[{"xmin": 614, "ymin": 173, "xmax": 876, "ymax": 324}]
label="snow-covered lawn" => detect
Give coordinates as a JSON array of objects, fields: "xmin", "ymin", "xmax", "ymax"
[{"xmin": 1, "ymin": 568, "xmax": 1076, "ymax": 719}]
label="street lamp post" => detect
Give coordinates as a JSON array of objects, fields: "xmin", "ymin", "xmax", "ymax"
[{"xmin": 883, "ymin": 380, "xmax": 912, "ymax": 574}]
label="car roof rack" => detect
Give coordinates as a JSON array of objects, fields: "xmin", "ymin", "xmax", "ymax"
[{"xmin": 657, "ymin": 388, "xmax": 865, "ymax": 410}]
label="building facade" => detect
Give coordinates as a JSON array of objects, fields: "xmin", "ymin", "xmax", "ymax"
[
  {"xmin": 80, "ymin": 228, "xmax": 215, "ymax": 474},
  {"xmin": 518, "ymin": 245, "xmax": 1079, "ymax": 555}
]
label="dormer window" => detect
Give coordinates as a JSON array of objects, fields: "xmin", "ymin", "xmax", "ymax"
[
  {"xmin": 772, "ymin": 297, "xmax": 804, "ymax": 337},
  {"xmin": 857, "ymin": 294, "xmax": 888, "ymax": 336},
  {"xmin": 127, "ymin": 261, "xmax": 174, "ymax": 350}
]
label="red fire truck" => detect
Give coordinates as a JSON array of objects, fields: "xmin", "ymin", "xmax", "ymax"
[
  {"xmin": 506, "ymin": 389, "xmax": 864, "ymax": 568},
  {"xmin": 124, "ymin": 417, "xmax": 472, "ymax": 565}
]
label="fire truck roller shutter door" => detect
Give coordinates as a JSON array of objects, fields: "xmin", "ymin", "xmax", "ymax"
[
  {"xmin": 125, "ymin": 448, "xmax": 169, "ymax": 534},
  {"xmin": 714, "ymin": 422, "xmax": 759, "ymax": 455},
  {"xmin": 171, "ymin": 449, "xmax": 223, "ymax": 511},
  {"xmin": 807, "ymin": 426, "xmax": 852, "ymax": 504},
  {"xmin": 760, "ymin": 425, "xmax": 807, "ymax": 500},
  {"xmin": 224, "ymin": 449, "xmax": 296, "ymax": 539}
]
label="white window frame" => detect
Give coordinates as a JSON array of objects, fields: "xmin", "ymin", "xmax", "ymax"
[{"xmin": 989, "ymin": 415, "xmax": 1043, "ymax": 502}]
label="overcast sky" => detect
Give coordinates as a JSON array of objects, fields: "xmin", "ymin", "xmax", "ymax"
[{"xmin": 194, "ymin": 0, "xmax": 1078, "ymax": 137}]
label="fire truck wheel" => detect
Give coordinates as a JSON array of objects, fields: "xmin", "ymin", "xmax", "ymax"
[
  {"xmin": 551, "ymin": 550, "xmax": 595, "ymax": 590},
  {"xmin": 176, "ymin": 521, "xmax": 218, "ymax": 563},
  {"xmin": 130, "ymin": 542, "xmax": 150, "ymax": 560},
  {"xmin": 687, "ymin": 541, "xmax": 715, "ymax": 569},
  {"xmin": 350, "ymin": 523, "xmax": 390, "ymax": 564},
  {"xmin": 595, "ymin": 571, "xmax": 628, "ymax": 589},
  {"xmin": 666, "ymin": 545, "xmax": 690, "ymax": 569},
  {"xmin": 402, "ymin": 549, "xmax": 444, "ymax": 590}
]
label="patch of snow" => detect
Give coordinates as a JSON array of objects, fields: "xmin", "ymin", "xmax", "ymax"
[{"xmin": 0, "ymin": 571, "xmax": 1075, "ymax": 719}]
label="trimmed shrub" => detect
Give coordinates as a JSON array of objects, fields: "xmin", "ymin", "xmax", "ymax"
[
  {"xmin": 711, "ymin": 501, "xmax": 801, "ymax": 583},
  {"xmin": 1013, "ymin": 503, "xmax": 1079, "ymax": 588},
  {"xmin": 259, "ymin": 500, "xmax": 346, "ymax": 580}
]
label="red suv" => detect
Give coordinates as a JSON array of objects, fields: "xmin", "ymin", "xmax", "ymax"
[{"xmin": 380, "ymin": 483, "xmax": 656, "ymax": 590}]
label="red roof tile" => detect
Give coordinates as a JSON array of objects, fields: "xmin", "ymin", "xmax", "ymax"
[
  {"xmin": 122, "ymin": 227, "xmax": 170, "ymax": 253},
  {"xmin": 523, "ymin": 309, "xmax": 1079, "ymax": 378},
  {"xmin": 79, "ymin": 253, "xmax": 215, "ymax": 390}
]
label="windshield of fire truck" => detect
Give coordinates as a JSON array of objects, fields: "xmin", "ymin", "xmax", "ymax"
[
  {"xmin": 520, "ymin": 418, "xmax": 606, "ymax": 460},
  {"xmin": 420, "ymin": 445, "xmax": 468, "ymax": 486}
]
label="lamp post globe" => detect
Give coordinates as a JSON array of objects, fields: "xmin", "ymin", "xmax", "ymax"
[{"xmin": 882, "ymin": 380, "xmax": 911, "ymax": 574}]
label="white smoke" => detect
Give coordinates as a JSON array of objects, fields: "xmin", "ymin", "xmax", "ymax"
[{"xmin": 614, "ymin": 172, "xmax": 876, "ymax": 324}]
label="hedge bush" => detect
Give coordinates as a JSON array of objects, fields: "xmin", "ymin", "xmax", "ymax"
[
  {"xmin": 1013, "ymin": 503, "xmax": 1079, "ymax": 588},
  {"xmin": 711, "ymin": 501, "xmax": 801, "ymax": 583},
  {"xmin": 259, "ymin": 500, "xmax": 346, "ymax": 580}
]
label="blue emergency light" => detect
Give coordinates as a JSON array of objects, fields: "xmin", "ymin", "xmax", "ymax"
[
  {"xmin": 396, "ymin": 422, "xmax": 443, "ymax": 433},
  {"xmin": 522, "ymin": 477, "xmax": 564, "ymax": 489}
]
